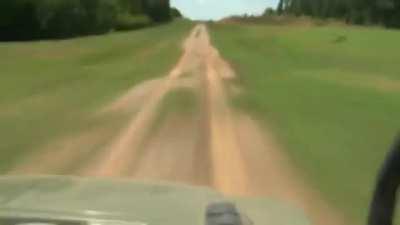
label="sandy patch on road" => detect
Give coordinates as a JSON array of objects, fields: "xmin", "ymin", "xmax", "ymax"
[
  {"xmin": 9, "ymin": 127, "xmax": 113, "ymax": 175},
  {"xmin": 131, "ymin": 113, "xmax": 209, "ymax": 185}
]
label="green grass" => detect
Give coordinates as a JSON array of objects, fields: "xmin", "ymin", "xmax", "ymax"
[
  {"xmin": 0, "ymin": 20, "xmax": 193, "ymax": 173},
  {"xmin": 209, "ymin": 23, "xmax": 400, "ymax": 224}
]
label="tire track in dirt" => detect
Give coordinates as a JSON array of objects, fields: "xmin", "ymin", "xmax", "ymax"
[
  {"xmin": 130, "ymin": 113, "xmax": 205, "ymax": 184},
  {"xmin": 201, "ymin": 31, "xmax": 250, "ymax": 195},
  {"xmin": 79, "ymin": 25, "xmax": 208, "ymax": 177}
]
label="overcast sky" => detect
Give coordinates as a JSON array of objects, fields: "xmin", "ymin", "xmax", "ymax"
[{"xmin": 171, "ymin": 0, "xmax": 279, "ymax": 21}]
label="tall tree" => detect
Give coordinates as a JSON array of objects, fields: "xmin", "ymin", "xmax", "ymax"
[
  {"xmin": 142, "ymin": 0, "xmax": 171, "ymax": 22},
  {"xmin": 279, "ymin": 0, "xmax": 400, "ymax": 28},
  {"xmin": 277, "ymin": 0, "xmax": 284, "ymax": 15}
]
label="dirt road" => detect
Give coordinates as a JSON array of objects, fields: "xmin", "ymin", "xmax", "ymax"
[{"xmin": 10, "ymin": 25, "xmax": 345, "ymax": 225}]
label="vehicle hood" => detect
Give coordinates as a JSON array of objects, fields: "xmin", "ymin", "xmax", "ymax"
[{"xmin": 0, "ymin": 176, "xmax": 309, "ymax": 225}]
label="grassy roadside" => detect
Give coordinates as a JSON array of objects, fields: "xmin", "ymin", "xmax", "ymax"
[
  {"xmin": 0, "ymin": 20, "xmax": 193, "ymax": 173},
  {"xmin": 209, "ymin": 23, "xmax": 400, "ymax": 224}
]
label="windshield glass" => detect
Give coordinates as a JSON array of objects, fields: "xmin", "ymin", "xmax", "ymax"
[{"xmin": 1, "ymin": 1, "xmax": 400, "ymax": 225}]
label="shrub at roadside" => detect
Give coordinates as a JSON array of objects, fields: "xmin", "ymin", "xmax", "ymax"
[
  {"xmin": 0, "ymin": 0, "xmax": 173, "ymax": 41},
  {"xmin": 115, "ymin": 14, "xmax": 152, "ymax": 31}
]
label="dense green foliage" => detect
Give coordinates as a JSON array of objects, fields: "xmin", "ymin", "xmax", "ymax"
[
  {"xmin": 277, "ymin": 0, "xmax": 400, "ymax": 27},
  {"xmin": 143, "ymin": 0, "xmax": 171, "ymax": 22},
  {"xmin": 0, "ymin": 0, "xmax": 172, "ymax": 41},
  {"xmin": 171, "ymin": 7, "xmax": 183, "ymax": 18},
  {"xmin": 210, "ymin": 23, "xmax": 400, "ymax": 224}
]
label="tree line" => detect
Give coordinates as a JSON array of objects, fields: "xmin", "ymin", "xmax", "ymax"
[
  {"xmin": 0, "ymin": 0, "xmax": 180, "ymax": 41},
  {"xmin": 276, "ymin": 0, "xmax": 400, "ymax": 28}
]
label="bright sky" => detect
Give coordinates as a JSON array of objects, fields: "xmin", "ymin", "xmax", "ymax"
[{"xmin": 171, "ymin": 0, "xmax": 279, "ymax": 21}]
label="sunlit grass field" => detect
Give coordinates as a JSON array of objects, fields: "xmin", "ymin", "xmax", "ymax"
[
  {"xmin": 210, "ymin": 22, "xmax": 400, "ymax": 224},
  {"xmin": 2, "ymin": 16, "xmax": 400, "ymax": 224},
  {"xmin": 0, "ymin": 20, "xmax": 193, "ymax": 173}
]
